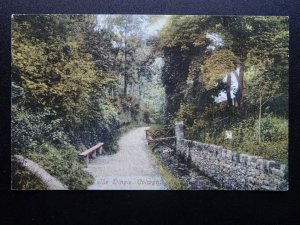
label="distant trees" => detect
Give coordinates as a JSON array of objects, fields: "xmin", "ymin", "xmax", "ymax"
[{"xmin": 101, "ymin": 15, "xmax": 155, "ymax": 96}]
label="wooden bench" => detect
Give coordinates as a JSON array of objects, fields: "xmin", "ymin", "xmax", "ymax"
[{"xmin": 79, "ymin": 142, "xmax": 104, "ymax": 166}]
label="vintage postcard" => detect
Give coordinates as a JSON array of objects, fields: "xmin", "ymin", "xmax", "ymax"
[{"xmin": 11, "ymin": 15, "xmax": 288, "ymax": 190}]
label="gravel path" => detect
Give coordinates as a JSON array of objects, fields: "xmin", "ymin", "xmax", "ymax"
[{"xmin": 86, "ymin": 127, "xmax": 167, "ymax": 190}]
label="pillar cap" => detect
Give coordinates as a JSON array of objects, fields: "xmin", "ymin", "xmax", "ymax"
[{"xmin": 175, "ymin": 121, "xmax": 184, "ymax": 125}]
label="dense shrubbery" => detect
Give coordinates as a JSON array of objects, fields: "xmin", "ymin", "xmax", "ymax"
[
  {"xmin": 141, "ymin": 107, "xmax": 152, "ymax": 124},
  {"xmin": 219, "ymin": 115, "xmax": 288, "ymax": 164},
  {"xmin": 175, "ymin": 103, "xmax": 236, "ymax": 141},
  {"xmin": 11, "ymin": 91, "xmax": 70, "ymax": 153}
]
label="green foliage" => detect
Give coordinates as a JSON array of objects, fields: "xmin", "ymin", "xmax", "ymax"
[
  {"xmin": 139, "ymin": 63, "xmax": 167, "ymax": 123},
  {"xmin": 161, "ymin": 52, "xmax": 190, "ymax": 117},
  {"xmin": 258, "ymin": 114, "xmax": 288, "ymax": 143},
  {"xmin": 11, "ymin": 96, "xmax": 70, "ymax": 153},
  {"xmin": 201, "ymin": 49, "xmax": 240, "ymax": 90},
  {"xmin": 148, "ymin": 124, "xmax": 174, "ymax": 139},
  {"xmin": 12, "ymin": 23, "xmax": 110, "ymax": 118},
  {"xmin": 176, "ymin": 102, "xmax": 238, "ymax": 141},
  {"xmin": 176, "ymin": 103, "xmax": 198, "ymax": 127},
  {"xmin": 159, "ymin": 16, "xmax": 214, "ymax": 118},
  {"xmin": 11, "ymin": 160, "xmax": 48, "ymax": 190},
  {"xmin": 141, "ymin": 107, "xmax": 152, "ymax": 124},
  {"xmin": 26, "ymin": 143, "xmax": 94, "ymax": 190},
  {"xmin": 204, "ymin": 115, "xmax": 288, "ymax": 165},
  {"xmin": 159, "ymin": 16, "xmax": 213, "ymax": 51},
  {"xmin": 112, "ymin": 95, "xmax": 140, "ymax": 123}
]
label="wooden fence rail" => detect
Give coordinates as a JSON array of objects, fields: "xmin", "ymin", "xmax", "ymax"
[{"xmin": 145, "ymin": 128, "xmax": 176, "ymax": 150}]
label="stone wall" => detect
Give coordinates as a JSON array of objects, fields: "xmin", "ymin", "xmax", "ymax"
[{"xmin": 175, "ymin": 122, "xmax": 288, "ymax": 191}]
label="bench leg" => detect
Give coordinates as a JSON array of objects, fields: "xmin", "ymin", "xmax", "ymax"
[
  {"xmin": 96, "ymin": 148, "xmax": 100, "ymax": 156},
  {"xmin": 85, "ymin": 155, "xmax": 89, "ymax": 166},
  {"xmin": 92, "ymin": 150, "xmax": 96, "ymax": 159}
]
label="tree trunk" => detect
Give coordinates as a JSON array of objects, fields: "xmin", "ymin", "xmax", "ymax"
[
  {"xmin": 234, "ymin": 63, "xmax": 245, "ymax": 109},
  {"xmin": 124, "ymin": 73, "xmax": 127, "ymax": 95},
  {"xmin": 226, "ymin": 73, "xmax": 233, "ymax": 106},
  {"xmin": 124, "ymin": 19, "xmax": 128, "ymax": 96},
  {"xmin": 258, "ymin": 92, "xmax": 262, "ymax": 144},
  {"xmin": 131, "ymin": 83, "xmax": 135, "ymax": 96},
  {"xmin": 138, "ymin": 71, "xmax": 141, "ymax": 99}
]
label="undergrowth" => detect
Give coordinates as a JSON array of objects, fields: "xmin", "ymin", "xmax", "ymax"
[{"xmin": 199, "ymin": 116, "xmax": 288, "ymax": 165}]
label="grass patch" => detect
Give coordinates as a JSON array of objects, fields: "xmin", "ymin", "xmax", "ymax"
[{"xmin": 149, "ymin": 147, "xmax": 187, "ymax": 190}]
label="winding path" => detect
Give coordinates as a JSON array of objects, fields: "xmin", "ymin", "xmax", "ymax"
[{"xmin": 85, "ymin": 127, "xmax": 167, "ymax": 190}]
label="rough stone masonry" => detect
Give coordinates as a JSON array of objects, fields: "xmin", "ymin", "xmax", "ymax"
[{"xmin": 174, "ymin": 121, "xmax": 288, "ymax": 191}]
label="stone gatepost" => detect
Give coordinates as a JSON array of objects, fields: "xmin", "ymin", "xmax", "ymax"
[{"xmin": 175, "ymin": 121, "xmax": 184, "ymax": 153}]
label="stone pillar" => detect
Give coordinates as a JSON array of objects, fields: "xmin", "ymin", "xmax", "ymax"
[{"xmin": 175, "ymin": 121, "xmax": 184, "ymax": 153}]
